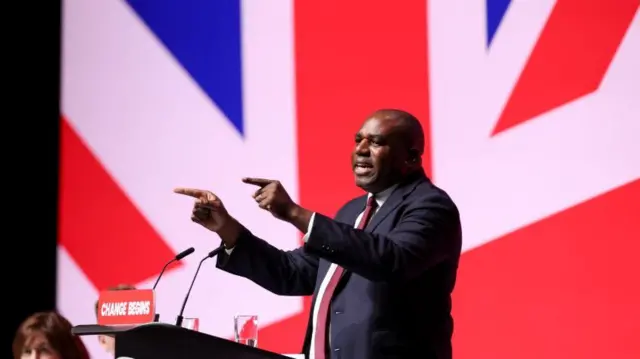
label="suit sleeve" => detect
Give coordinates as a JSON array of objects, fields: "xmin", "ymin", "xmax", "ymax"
[
  {"xmin": 216, "ymin": 226, "xmax": 319, "ymax": 296},
  {"xmin": 303, "ymin": 193, "xmax": 461, "ymax": 282}
]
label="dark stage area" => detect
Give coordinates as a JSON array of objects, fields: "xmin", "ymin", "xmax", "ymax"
[{"xmin": 5, "ymin": 1, "xmax": 61, "ymax": 357}]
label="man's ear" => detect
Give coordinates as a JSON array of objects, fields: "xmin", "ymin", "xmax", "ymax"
[
  {"xmin": 407, "ymin": 149, "xmax": 421, "ymax": 164},
  {"xmin": 98, "ymin": 335, "xmax": 107, "ymax": 346}
]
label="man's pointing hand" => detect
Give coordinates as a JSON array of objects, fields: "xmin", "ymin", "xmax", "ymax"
[
  {"xmin": 173, "ymin": 187, "xmax": 244, "ymax": 248},
  {"xmin": 241, "ymin": 177, "xmax": 300, "ymax": 221}
]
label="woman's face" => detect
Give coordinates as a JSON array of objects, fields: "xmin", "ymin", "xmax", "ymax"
[{"xmin": 20, "ymin": 333, "xmax": 61, "ymax": 359}]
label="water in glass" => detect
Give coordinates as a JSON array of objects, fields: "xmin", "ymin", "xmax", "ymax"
[{"xmin": 234, "ymin": 315, "xmax": 258, "ymax": 347}]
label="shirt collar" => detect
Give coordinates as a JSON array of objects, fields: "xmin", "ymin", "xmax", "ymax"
[{"xmin": 367, "ymin": 184, "xmax": 398, "ymax": 208}]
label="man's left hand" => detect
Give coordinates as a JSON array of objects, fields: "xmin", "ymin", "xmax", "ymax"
[{"xmin": 242, "ymin": 177, "xmax": 299, "ymax": 221}]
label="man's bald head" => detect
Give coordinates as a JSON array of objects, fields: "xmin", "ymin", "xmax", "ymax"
[{"xmin": 371, "ymin": 109, "xmax": 425, "ymax": 156}]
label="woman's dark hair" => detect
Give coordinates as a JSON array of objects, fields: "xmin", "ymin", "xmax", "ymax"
[{"xmin": 13, "ymin": 311, "xmax": 90, "ymax": 359}]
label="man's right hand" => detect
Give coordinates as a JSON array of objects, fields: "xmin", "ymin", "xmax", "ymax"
[{"xmin": 174, "ymin": 187, "xmax": 241, "ymax": 247}]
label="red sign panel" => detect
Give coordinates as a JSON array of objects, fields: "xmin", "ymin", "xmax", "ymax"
[{"xmin": 97, "ymin": 289, "xmax": 156, "ymax": 325}]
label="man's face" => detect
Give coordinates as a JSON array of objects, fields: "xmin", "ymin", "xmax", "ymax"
[{"xmin": 351, "ymin": 115, "xmax": 408, "ymax": 193}]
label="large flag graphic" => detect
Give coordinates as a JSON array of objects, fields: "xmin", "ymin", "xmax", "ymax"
[{"xmin": 59, "ymin": 1, "xmax": 640, "ymax": 358}]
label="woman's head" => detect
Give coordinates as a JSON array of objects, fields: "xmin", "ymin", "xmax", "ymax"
[{"xmin": 13, "ymin": 311, "xmax": 89, "ymax": 359}]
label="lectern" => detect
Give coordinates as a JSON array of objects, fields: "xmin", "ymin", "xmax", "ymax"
[{"xmin": 73, "ymin": 322, "xmax": 291, "ymax": 359}]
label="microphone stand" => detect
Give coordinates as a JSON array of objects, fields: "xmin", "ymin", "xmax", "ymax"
[
  {"xmin": 151, "ymin": 247, "xmax": 195, "ymax": 322},
  {"xmin": 176, "ymin": 245, "xmax": 225, "ymax": 327},
  {"xmin": 152, "ymin": 259, "xmax": 175, "ymax": 322}
]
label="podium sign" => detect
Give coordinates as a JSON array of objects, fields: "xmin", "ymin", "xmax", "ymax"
[{"xmin": 97, "ymin": 289, "xmax": 156, "ymax": 325}]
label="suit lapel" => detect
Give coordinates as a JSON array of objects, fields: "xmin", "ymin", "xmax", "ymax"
[
  {"xmin": 366, "ymin": 170, "xmax": 427, "ymax": 232},
  {"xmin": 366, "ymin": 187, "xmax": 403, "ymax": 232},
  {"xmin": 333, "ymin": 171, "xmax": 427, "ymax": 286}
]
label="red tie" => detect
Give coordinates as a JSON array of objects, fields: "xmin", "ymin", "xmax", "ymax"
[{"xmin": 313, "ymin": 195, "xmax": 378, "ymax": 359}]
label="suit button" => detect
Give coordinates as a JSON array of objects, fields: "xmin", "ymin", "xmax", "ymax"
[
  {"xmin": 335, "ymin": 311, "xmax": 342, "ymax": 314},
  {"xmin": 334, "ymin": 348, "xmax": 340, "ymax": 352}
]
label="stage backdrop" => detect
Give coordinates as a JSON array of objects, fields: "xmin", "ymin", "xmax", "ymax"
[{"xmin": 58, "ymin": 1, "xmax": 640, "ymax": 358}]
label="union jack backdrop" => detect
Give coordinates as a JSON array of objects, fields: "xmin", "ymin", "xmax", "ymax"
[{"xmin": 58, "ymin": 1, "xmax": 640, "ymax": 358}]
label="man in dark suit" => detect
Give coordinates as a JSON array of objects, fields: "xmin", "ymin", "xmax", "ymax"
[{"xmin": 175, "ymin": 109, "xmax": 462, "ymax": 359}]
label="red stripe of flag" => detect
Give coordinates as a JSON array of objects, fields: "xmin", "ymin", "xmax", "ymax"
[
  {"xmin": 256, "ymin": 0, "xmax": 432, "ymax": 353},
  {"xmin": 58, "ymin": 117, "xmax": 182, "ymax": 290},
  {"xmin": 491, "ymin": 0, "xmax": 639, "ymax": 135},
  {"xmin": 453, "ymin": 179, "xmax": 640, "ymax": 358}
]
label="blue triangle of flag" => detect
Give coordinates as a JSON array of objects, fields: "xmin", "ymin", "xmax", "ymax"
[
  {"xmin": 486, "ymin": 0, "xmax": 512, "ymax": 48},
  {"xmin": 126, "ymin": 0, "xmax": 245, "ymax": 135}
]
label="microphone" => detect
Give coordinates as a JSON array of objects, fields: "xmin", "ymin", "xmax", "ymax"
[
  {"xmin": 175, "ymin": 245, "xmax": 225, "ymax": 327},
  {"xmin": 152, "ymin": 247, "xmax": 195, "ymax": 289},
  {"xmin": 151, "ymin": 247, "xmax": 195, "ymax": 321}
]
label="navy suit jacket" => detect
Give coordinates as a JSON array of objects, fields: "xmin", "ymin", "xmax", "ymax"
[{"xmin": 216, "ymin": 170, "xmax": 462, "ymax": 359}]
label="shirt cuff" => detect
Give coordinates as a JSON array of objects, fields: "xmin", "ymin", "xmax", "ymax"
[
  {"xmin": 301, "ymin": 212, "xmax": 316, "ymax": 243},
  {"xmin": 223, "ymin": 242, "xmax": 235, "ymax": 255}
]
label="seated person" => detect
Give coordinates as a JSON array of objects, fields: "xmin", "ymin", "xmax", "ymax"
[
  {"xmin": 13, "ymin": 311, "xmax": 90, "ymax": 359},
  {"xmin": 94, "ymin": 283, "xmax": 136, "ymax": 356}
]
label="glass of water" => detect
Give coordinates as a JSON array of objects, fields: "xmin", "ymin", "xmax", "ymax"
[
  {"xmin": 234, "ymin": 315, "xmax": 258, "ymax": 347},
  {"xmin": 181, "ymin": 317, "xmax": 199, "ymax": 331}
]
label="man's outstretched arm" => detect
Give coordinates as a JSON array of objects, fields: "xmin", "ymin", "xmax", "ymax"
[
  {"xmin": 289, "ymin": 194, "xmax": 460, "ymax": 283},
  {"xmin": 215, "ymin": 218, "xmax": 319, "ymax": 296},
  {"xmin": 173, "ymin": 187, "xmax": 319, "ymax": 296}
]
